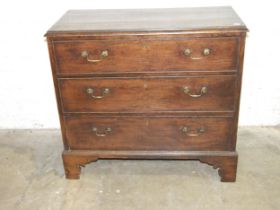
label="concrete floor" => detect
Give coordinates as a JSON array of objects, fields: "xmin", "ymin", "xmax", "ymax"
[{"xmin": 0, "ymin": 127, "xmax": 279, "ymax": 210}]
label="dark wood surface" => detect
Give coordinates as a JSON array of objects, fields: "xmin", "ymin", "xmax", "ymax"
[
  {"xmin": 54, "ymin": 37, "xmax": 238, "ymax": 74},
  {"xmin": 46, "ymin": 7, "xmax": 247, "ymax": 182},
  {"xmin": 47, "ymin": 7, "xmax": 247, "ymax": 34},
  {"xmin": 62, "ymin": 150, "xmax": 238, "ymax": 181},
  {"xmin": 59, "ymin": 75, "xmax": 236, "ymax": 113},
  {"xmin": 64, "ymin": 116, "xmax": 233, "ymax": 151}
]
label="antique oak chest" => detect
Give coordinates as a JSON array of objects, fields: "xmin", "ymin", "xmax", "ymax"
[{"xmin": 45, "ymin": 7, "xmax": 248, "ymax": 182}]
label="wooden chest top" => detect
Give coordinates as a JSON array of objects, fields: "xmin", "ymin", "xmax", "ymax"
[{"xmin": 46, "ymin": 7, "xmax": 247, "ymax": 35}]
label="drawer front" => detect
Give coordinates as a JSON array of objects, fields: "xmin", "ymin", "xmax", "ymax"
[
  {"xmin": 64, "ymin": 116, "xmax": 232, "ymax": 150},
  {"xmin": 54, "ymin": 37, "xmax": 238, "ymax": 74},
  {"xmin": 59, "ymin": 75, "xmax": 236, "ymax": 113}
]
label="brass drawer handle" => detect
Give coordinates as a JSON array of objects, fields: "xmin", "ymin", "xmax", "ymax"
[
  {"xmin": 81, "ymin": 50, "xmax": 108, "ymax": 63},
  {"xmin": 92, "ymin": 127, "xmax": 112, "ymax": 137},
  {"xmin": 182, "ymin": 86, "xmax": 208, "ymax": 98},
  {"xmin": 86, "ymin": 87, "xmax": 110, "ymax": 99},
  {"xmin": 183, "ymin": 48, "xmax": 211, "ymax": 60},
  {"xmin": 181, "ymin": 126, "xmax": 206, "ymax": 137}
]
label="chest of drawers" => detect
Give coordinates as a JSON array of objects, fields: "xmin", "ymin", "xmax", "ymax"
[{"xmin": 45, "ymin": 7, "xmax": 248, "ymax": 182}]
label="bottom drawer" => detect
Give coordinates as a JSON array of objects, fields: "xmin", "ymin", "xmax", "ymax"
[{"xmin": 64, "ymin": 116, "xmax": 233, "ymax": 150}]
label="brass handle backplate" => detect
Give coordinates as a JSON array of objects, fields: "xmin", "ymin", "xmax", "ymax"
[
  {"xmin": 182, "ymin": 86, "xmax": 208, "ymax": 98},
  {"xmin": 203, "ymin": 48, "xmax": 211, "ymax": 56},
  {"xmin": 92, "ymin": 127, "xmax": 112, "ymax": 137},
  {"xmin": 81, "ymin": 50, "xmax": 108, "ymax": 63},
  {"xmin": 86, "ymin": 87, "xmax": 110, "ymax": 99},
  {"xmin": 181, "ymin": 126, "xmax": 206, "ymax": 137},
  {"xmin": 183, "ymin": 48, "xmax": 211, "ymax": 60},
  {"xmin": 184, "ymin": 48, "xmax": 192, "ymax": 56}
]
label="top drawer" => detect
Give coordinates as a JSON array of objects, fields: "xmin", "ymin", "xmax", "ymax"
[{"xmin": 53, "ymin": 37, "xmax": 239, "ymax": 75}]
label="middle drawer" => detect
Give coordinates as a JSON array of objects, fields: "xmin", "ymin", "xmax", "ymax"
[{"xmin": 59, "ymin": 75, "xmax": 236, "ymax": 113}]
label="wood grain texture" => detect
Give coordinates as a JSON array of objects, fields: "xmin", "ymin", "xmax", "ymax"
[
  {"xmin": 46, "ymin": 7, "xmax": 247, "ymax": 34},
  {"xmin": 48, "ymin": 31, "xmax": 246, "ymax": 41},
  {"xmin": 46, "ymin": 39, "xmax": 69, "ymax": 149},
  {"xmin": 62, "ymin": 150, "xmax": 238, "ymax": 181},
  {"xmin": 64, "ymin": 115, "xmax": 233, "ymax": 150},
  {"xmin": 54, "ymin": 37, "xmax": 238, "ymax": 74},
  {"xmin": 59, "ymin": 75, "xmax": 236, "ymax": 113}
]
